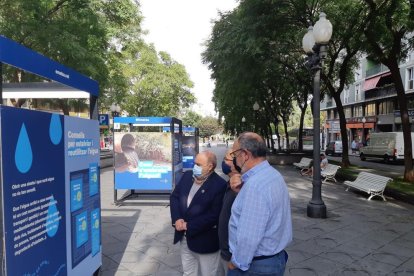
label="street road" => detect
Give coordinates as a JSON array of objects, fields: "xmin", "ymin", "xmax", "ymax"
[{"xmin": 326, "ymin": 153, "xmax": 405, "ymax": 178}]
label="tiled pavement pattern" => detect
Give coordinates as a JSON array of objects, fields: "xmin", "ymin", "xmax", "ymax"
[{"xmin": 99, "ymin": 163, "xmax": 414, "ymax": 276}]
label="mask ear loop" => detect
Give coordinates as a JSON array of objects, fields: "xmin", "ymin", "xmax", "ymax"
[{"xmin": 240, "ymin": 150, "xmax": 250, "ymax": 171}]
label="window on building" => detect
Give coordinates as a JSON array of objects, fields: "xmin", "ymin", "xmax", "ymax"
[
  {"xmin": 378, "ymin": 100, "xmax": 394, "ymax": 115},
  {"xmin": 345, "ymin": 107, "xmax": 352, "ymax": 118},
  {"xmin": 355, "ymin": 63, "xmax": 362, "ymax": 80},
  {"xmin": 355, "ymin": 84, "xmax": 361, "ymax": 102},
  {"xmin": 365, "ymin": 103, "xmax": 376, "ymax": 116},
  {"xmin": 343, "ymin": 89, "xmax": 349, "ymax": 104},
  {"xmin": 408, "ymin": 67, "xmax": 414, "ymax": 90},
  {"xmin": 353, "ymin": 105, "xmax": 363, "ymax": 117},
  {"xmin": 407, "ymin": 98, "xmax": 414, "ymax": 109}
]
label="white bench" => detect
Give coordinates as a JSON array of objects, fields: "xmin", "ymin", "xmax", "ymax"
[
  {"xmin": 321, "ymin": 164, "xmax": 341, "ymax": 183},
  {"xmin": 344, "ymin": 172, "xmax": 392, "ymax": 201},
  {"xmin": 293, "ymin": 157, "xmax": 313, "ymax": 170}
]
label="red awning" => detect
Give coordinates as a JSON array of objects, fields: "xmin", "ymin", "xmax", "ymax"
[
  {"xmin": 363, "ymin": 76, "xmax": 381, "ymax": 91},
  {"xmin": 363, "ymin": 72, "xmax": 391, "ymax": 91}
]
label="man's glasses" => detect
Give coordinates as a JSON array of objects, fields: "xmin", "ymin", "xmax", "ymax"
[{"xmin": 229, "ymin": 149, "xmax": 244, "ymax": 158}]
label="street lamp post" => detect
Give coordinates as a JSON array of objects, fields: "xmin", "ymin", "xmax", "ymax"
[
  {"xmin": 110, "ymin": 103, "xmax": 121, "ymax": 132},
  {"xmin": 361, "ymin": 117, "xmax": 366, "ymax": 145},
  {"xmin": 253, "ymin": 102, "xmax": 260, "ymax": 132},
  {"xmin": 302, "ymin": 12, "xmax": 333, "ymax": 219},
  {"xmin": 110, "ymin": 103, "xmax": 121, "ymax": 118}
]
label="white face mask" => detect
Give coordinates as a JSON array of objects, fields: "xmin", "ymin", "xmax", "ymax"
[{"xmin": 193, "ymin": 164, "xmax": 203, "ymax": 177}]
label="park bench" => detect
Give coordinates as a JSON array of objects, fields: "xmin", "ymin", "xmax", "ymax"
[
  {"xmin": 321, "ymin": 164, "xmax": 341, "ymax": 183},
  {"xmin": 344, "ymin": 171, "xmax": 392, "ymax": 201},
  {"xmin": 293, "ymin": 157, "xmax": 313, "ymax": 170}
]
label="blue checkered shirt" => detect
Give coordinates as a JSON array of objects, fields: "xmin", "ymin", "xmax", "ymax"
[{"xmin": 229, "ymin": 160, "xmax": 292, "ymax": 271}]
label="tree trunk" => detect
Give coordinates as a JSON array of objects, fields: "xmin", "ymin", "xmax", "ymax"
[
  {"xmin": 274, "ymin": 121, "xmax": 281, "ymax": 151},
  {"xmin": 268, "ymin": 123, "xmax": 275, "ymax": 150},
  {"xmin": 57, "ymin": 99, "xmax": 70, "ymax": 115},
  {"xmin": 282, "ymin": 116, "xmax": 289, "ymax": 150},
  {"xmin": 332, "ymin": 93, "xmax": 351, "ymax": 167},
  {"xmin": 388, "ymin": 60, "xmax": 414, "ymax": 182},
  {"xmin": 298, "ymin": 106, "xmax": 306, "ymax": 151}
]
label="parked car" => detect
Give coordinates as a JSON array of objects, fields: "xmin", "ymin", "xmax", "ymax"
[
  {"xmin": 359, "ymin": 132, "xmax": 414, "ymax": 162},
  {"xmin": 325, "ymin": 141, "xmax": 343, "ymax": 156}
]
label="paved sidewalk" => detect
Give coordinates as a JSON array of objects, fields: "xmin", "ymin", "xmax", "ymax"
[{"xmin": 99, "ymin": 165, "xmax": 414, "ymax": 276}]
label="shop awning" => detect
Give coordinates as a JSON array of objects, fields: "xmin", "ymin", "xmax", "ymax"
[
  {"xmin": 346, "ymin": 123, "xmax": 375, "ymax": 129},
  {"xmin": 363, "ymin": 72, "xmax": 391, "ymax": 91}
]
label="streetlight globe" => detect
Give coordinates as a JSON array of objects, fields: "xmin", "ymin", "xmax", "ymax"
[
  {"xmin": 115, "ymin": 105, "xmax": 121, "ymax": 112},
  {"xmin": 313, "ymin": 12, "xmax": 333, "ymax": 44},
  {"xmin": 242, "ymin": 116, "xmax": 246, "ymax": 123},
  {"xmin": 302, "ymin": 26, "xmax": 315, "ymax": 53},
  {"xmin": 253, "ymin": 101, "xmax": 260, "ymax": 111},
  {"xmin": 110, "ymin": 103, "xmax": 116, "ymax": 112},
  {"xmin": 362, "ymin": 117, "xmax": 366, "ymax": 123}
]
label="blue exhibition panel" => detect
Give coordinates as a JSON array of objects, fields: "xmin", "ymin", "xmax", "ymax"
[
  {"xmin": 113, "ymin": 117, "xmax": 183, "ymax": 193},
  {"xmin": 1, "ymin": 106, "xmax": 101, "ymax": 276},
  {"xmin": 0, "ymin": 36, "xmax": 101, "ymax": 276},
  {"xmin": 182, "ymin": 127, "xmax": 199, "ymax": 170}
]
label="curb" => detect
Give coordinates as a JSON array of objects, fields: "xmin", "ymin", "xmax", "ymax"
[{"xmin": 385, "ymin": 188, "xmax": 414, "ymax": 205}]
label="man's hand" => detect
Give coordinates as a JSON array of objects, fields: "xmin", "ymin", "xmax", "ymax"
[
  {"xmin": 230, "ymin": 174, "xmax": 243, "ymax": 193},
  {"xmin": 228, "ymin": 262, "xmax": 237, "ymax": 270},
  {"xmin": 175, "ymin": 219, "xmax": 186, "ymax": 231}
]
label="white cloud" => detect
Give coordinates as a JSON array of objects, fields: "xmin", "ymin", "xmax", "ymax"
[{"xmin": 139, "ymin": 0, "xmax": 238, "ymax": 116}]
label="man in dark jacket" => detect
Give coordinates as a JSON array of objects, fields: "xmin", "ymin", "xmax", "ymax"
[
  {"xmin": 170, "ymin": 151, "xmax": 227, "ymax": 276},
  {"xmin": 217, "ymin": 150, "xmax": 240, "ymax": 276}
]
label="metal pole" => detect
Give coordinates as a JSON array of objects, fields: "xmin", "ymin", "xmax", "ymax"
[{"xmin": 307, "ymin": 45, "xmax": 327, "ymax": 218}]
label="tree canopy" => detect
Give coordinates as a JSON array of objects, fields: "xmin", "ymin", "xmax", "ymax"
[
  {"xmin": 0, "ymin": 0, "xmax": 195, "ymax": 116},
  {"xmin": 203, "ymin": 0, "xmax": 414, "ymax": 179}
]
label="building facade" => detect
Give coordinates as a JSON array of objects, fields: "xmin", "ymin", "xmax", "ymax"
[{"xmin": 321, "ymin": 52, "xmax": 414, "ymax": 148}]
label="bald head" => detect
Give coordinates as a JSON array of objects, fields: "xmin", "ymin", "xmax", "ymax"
[
  {"xmin": 236, "ymin": 132, "xmax": 267, "ymax": 158},
  {"xmin": 197, "ymin": 150, "xmax": 217, "ymax": 170}
]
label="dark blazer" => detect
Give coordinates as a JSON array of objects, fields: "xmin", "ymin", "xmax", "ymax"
[{"xmin": 170, "ymin": 170, "xmax": 227, "ymax": 254}]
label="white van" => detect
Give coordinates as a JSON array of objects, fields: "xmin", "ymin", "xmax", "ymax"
[{"xmin": 359, "ymin": 132, "xmax": 414, "ymax": 162}]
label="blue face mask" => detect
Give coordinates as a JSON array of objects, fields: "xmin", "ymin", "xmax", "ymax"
[
  {"xmin": 193, "ymin": 164, "xmax": 203, "ymax": 177},
  {"xmin": 221, "ymin": 160, "xmax": 232, "ymax": 175}
]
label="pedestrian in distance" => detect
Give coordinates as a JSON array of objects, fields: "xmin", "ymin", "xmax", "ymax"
[
  {"xmin": 301, "ymin": 153, "xmax": 328, "ymax": 177},
  {"xmin": 170, "ymin": 151, "xmax": 227, "ymax": 276},
  {"xmin": 351, "ymin": 139, "xmax": 357, "ymax": 155},
  {"xmin": 216, "ymin": 150, "xmax": 241, "ymax": 276},
  {"xmin": 227, "ymin": 132, "xmax": 292, "ymax": 275}
]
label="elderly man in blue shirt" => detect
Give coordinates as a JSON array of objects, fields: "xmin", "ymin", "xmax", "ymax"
[{"xmin": 227, "ymin": 132, "xmax": 292, "ymax": 275}]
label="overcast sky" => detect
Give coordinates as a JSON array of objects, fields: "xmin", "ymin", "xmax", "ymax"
[{"xmin": 139, "ymin": 0, "xmax": 238, "ymax": 116}]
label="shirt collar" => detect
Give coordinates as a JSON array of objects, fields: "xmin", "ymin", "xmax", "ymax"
[{"xmin": 241, "ymin": 160, "xmax": 269, "ymax": 183}]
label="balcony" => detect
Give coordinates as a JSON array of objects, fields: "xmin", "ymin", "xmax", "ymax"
[{"xmin": 365, "ymin": 84, "xmax": 396, "ymax": 100}]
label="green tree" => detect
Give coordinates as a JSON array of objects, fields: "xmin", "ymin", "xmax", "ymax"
[
  {"xmin": 0, "ymin": 0, "xmax": 143, "ymax": 113},
  {"xmin": 362, "ymin": 0, "xmax": 414, "ymax": 182},
  {"xmin": 120, "ymin": 44, "xmax": 195, "ymax": 117},
  {"xmin": 198, "ymin": 116, "xmax": 223, "ymax": 138},
  {"xmin": 180, "ymin": 110, "xmax": 202, "ymax": 127}
]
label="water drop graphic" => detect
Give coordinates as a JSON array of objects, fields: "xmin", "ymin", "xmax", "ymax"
[
  {"xmin": 49, "ymin": 114, "xmax": 62, "ymax": 145},
  {"xmin": 46, "ymin": 197, "xmax": 60, "ymax": 237},
  {"xmin": 15, "ymin": 124, "xmax": 33, "ymax": 173}
]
